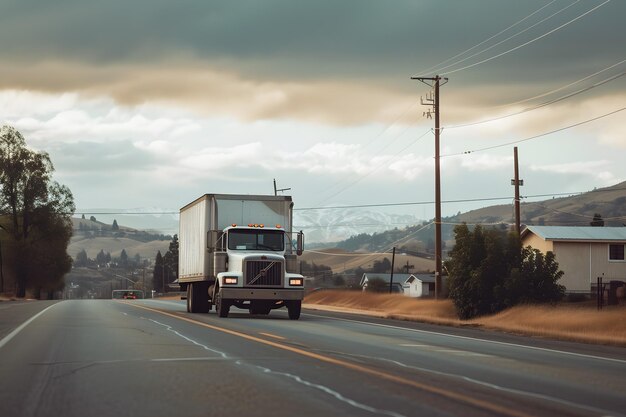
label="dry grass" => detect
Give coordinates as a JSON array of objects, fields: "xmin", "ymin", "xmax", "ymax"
[
  {"xmin": 304, "ymin": 290, "xmax": 626, "ymax": 346},
  {"xmin": 304, "ymin": 290, "xmax": 459, "ymax": 325},
  {"xmin": 472, "ymin": 304, "xmax": 626, "ymax": 345}
]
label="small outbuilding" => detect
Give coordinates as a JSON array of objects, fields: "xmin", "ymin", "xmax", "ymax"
[
  {"xmin": 521, "ymin": 226, "xmax": 626, "ymax": 294},
  {"xmin": 359, "ymin": 273, "xmax": 437, "ymax": 297}
]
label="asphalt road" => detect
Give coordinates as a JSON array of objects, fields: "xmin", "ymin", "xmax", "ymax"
[{"xmin": 0, "ymin": 299, "xmax": 624, "ymax": 417}]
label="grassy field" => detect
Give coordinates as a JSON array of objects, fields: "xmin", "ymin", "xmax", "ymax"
[{"xmin": 304, "ymin": 290, "xmax": 626, "ymax": 346}]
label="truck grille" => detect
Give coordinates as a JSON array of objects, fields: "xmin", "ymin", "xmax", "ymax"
[{"xmin": 245, "ymin": 260, "xmax": 283, "ymax": 286}]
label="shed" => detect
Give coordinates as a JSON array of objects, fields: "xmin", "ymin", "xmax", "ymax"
[{"xmin": 359, "ymin": 273, "xmax": 437, "ymax": 297}]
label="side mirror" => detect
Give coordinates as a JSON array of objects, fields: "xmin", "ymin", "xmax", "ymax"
[{"xmin": 296, "ymin": 231, "xmax": 304, "ymax": 256}]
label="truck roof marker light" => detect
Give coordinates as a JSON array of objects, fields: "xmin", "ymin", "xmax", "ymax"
[
  {"xmin": 260, "ymin": 224, "xmax": 264, "ymax": 228},
  {"xmin": 276, "ymin": 224, "xmax": 282, "ymax": 229},
  {"xmin": 232, "ymin": 224, "xmax": 237, "ymax": 227},
  {"xmin": 248, "ymin": 224, "xmax": 253, "ymax": 227}
]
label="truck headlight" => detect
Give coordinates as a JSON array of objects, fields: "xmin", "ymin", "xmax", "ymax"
[
  {"xmin": 224, "ymin": 277, "xmax": 238, "ymax": 285},
  {"xmin": 289, "ymin": 278, "xmax": 303, "ymax": 286}
]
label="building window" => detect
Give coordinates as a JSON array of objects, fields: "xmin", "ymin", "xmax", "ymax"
[{"xmin": 609, "ymin": 244, "xmax": 625, "ymax": 261}]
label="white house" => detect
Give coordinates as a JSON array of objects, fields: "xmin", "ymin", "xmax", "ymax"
[
  {"xmin": 521, "ymin": 226, "xmax": 626, "ymax": 294},
  {"xmin": 359, "ymin": 273, "xmax": 437, "ymax": 298}
]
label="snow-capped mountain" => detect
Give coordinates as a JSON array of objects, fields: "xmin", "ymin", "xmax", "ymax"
[
  {"xmin": 77, "ymin": 207, "xmax": 422, "ymax": 243},
  {"xmin": 294, "ymin": 208, "xmax": 423, "ymax": 244}
]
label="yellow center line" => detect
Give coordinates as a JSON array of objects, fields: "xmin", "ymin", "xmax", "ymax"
[
  {"xmin": 259, "ymin": 332, "xmax": 286, "ymax": 340},
  {"xmin": 128, "ymin": 303, "xmax": 536, "ymax": 417}
]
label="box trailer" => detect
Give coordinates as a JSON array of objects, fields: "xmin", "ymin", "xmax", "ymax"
[{"xmin": 178, "ymin": 194, "xmax": 304, "ymax": 319}]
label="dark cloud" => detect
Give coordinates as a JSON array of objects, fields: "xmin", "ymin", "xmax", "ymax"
[{"xmin": 1, "ymin": 0, "xmax": 623, "ymax": 84}]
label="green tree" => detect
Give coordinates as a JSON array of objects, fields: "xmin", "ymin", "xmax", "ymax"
[
  {"xmin": 590, "ymin": 213, "xmax": 604, "ymax": 227},
  {"xmin": 447, "ymin": 223, "xmax": 563, "ymax": 320},
  {"xmin": 152, "ymin": 251, "xmax": 164, "ymax": 293},
  {"xmin": 0, "ymin": 125, "xmax": 74, "ymax": 297},
  {"xmin": 163, "ymin": 234, "xmax": 179, "ymax": 285},
  {"xmin": 372, "ymin": 258, "xmax": 391, "ymax": 273},
  {"xmin": 119, "ymin": 249, "xmax": 128, "ymax": 268},
  {"xmin": 364, "ymin": 277, "xmax": 388, "ymax": 293},
  {"xmin": 96, "ymin": 249, "xmax": 107, "ymax": 265},
  {"xmin": 75, "ymin": 249, "xmax": 89, "ymax": 267}
]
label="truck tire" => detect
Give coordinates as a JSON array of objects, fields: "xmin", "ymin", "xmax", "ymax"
[
  {"xmin": 215, "ymin": 290, "xmax": 230, "ymax": 318},
  {"xmin": 286, "ymin": 300, "xmax": 301, "ymax": 320},
  {"xmin": 190, "ymin": 282, "xmax": 209, "ymax": 314}
]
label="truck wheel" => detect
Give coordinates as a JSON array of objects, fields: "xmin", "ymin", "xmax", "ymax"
[
  {"xmin": 215, "ymin": 290, "xmax": 230, "ymax": 318},
  {"xmin": 286, "ymin": 300, "xmax": 301, "ymax": 320},
  {"xmin": 190, "ymin": 282, "xmax": 209, "ymax": 314}
]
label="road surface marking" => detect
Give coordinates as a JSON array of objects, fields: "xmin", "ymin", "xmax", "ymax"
[
  {"xmin": 305, "ymin": 312, "xmax": 626, "ymax": 364},
  {"xmin": 0, "ymin": 302, "xmax": 61, "ymax": 350},
  {"xmin": 349, "ymin": 353, "xmax": 620, "ymax": 417},
  {"xmin": 259, "ymin": 332, "xmax": 286, "ymax": 340},
  {"xmin": 128, "ymin": 303, "xmax": 537, "ymax": 417},
  {"xmin": 399, "ymin": 344, "xmax": 490, "ymax": 357}
]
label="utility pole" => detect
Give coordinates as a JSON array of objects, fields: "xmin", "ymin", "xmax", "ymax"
[
  {"xmin": 389, "ymin": 247, "xmax": 396, "ymax": 294},
  {"xmin": 273, "ymin": 179, "xmax": 291, "ymax": 196},
  {"xmin": 404, "ymin": 261, "xmax": 414, "ymax": 274},
  {"xmin": 412, "ymin": 75, "xmax": 448, "ymax": 299},
  {"xmin": 511, "ymin": 147, "xmax": 524, "ymax": 236}
]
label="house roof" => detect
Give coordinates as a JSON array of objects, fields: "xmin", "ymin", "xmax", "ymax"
[{"xmin": 522, "ymin": 226, "xmax": 626, "ymax": 242}]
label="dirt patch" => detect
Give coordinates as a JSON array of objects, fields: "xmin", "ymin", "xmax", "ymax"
[{"xmin": 304, "ymin": 290, "xmax": 626, "ymax": 346}]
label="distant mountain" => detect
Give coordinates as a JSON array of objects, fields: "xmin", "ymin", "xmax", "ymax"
[
  {"xmin": 324, "ymin": 181, "xmax": 626, "ymax": 254},
  {"xmin": 294, "ymin": 208, "xmax": 422, "ymax": 244},
  {"xmin": 450, "ymin": 181, "xmax": 626, "ymax": 227},
  {"xmin": 75, "ymin": 208, "xmax": 179, "ymax": 235}
]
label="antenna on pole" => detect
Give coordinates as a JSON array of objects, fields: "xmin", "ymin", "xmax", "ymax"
[{"xmin": 273, "ymin": 179, "xmax": 291, "ymax": 196}]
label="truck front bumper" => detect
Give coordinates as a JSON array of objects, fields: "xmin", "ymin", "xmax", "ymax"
[{"xmin": 220, "ymin": 288, "xmax": 304, "ymax": 301}]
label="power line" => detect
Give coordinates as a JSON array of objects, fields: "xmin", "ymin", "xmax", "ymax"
[
  {"xmin": 314, "ymin": 129, "xmax": 432, "ymax": 206},
  {"xmin": 311, "ymin": 102, "xmax": 422, "ymax": 203},
  {"xmin": 446, "ymin": 71, "xmax": 625, "ymax": 129},
  {"xmin": 442, "ymin": 106, "xmax": 625, "ymax": 157},
  {"xmin": 492, "ymin": 58, "xmax": 626, "ymax": 108},
  {"xmin": 442, "ymin": 0, "xmax": 612, "ymax": 76},
  {"xmin": 73, "ymin": 187, "xmax": 626, "ymax": 216},
  {"xmin": 428, "ymin": 0, "xmax": 580, "ymax": 75},
  {"xmin": 417, "ymin": 0, "xmax": 559, "ymax": 75}
]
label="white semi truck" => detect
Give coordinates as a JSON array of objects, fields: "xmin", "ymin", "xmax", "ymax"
[{"xmin": 178, "ymin": 194, "xmax": 305, "ymax": 319}]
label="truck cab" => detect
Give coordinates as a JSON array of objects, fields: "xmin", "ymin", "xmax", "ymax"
[{"xmin": 211, "ymin": 224, "xmax": 304, "ymax": 318}]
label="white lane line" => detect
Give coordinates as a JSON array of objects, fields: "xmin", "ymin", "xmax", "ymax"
[
  {"xmin": 304, "ymin": 312, "xmax": 626, "ymax": 365},
  {"xmin": 399, "ymin": 344, "xmax": 430, "ymax": 347},
  {"xmin": 0, "ymin": 302, "xmax": 62, "ymax": 350},
  {"xmin": 144, "ymin": 313, "xmax": 407, "ymax": 416},
  {"xmin": 242, "ymin": 361, "xmax": 407, "ymax": 417},
  {"xmin": 346, "ymin": 353, "xmax": 621, "ymax": 417},
  {"xmin": 399, "ymin": 344, "xmax": 490, "ymax": 357}
]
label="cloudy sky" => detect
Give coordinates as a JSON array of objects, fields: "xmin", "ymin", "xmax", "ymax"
[{"xmin": 1, "ymin": 0, "xmax": 624, "ymax": 227}]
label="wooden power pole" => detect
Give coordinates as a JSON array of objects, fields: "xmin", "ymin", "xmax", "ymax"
[
  {"xmin": 412, "ymin": 75, "xmax": 448, "ymax": 299},
  {"xmin": 512, "ymin": 147, "xmax": 523, "ymax": 236}
]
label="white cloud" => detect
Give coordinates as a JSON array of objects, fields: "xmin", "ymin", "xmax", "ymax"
[{"xmin": 530, "ymin": 160, "xmax": 618, "ymax": 184}]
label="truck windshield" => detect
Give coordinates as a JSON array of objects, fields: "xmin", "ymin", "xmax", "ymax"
[{"xmin": 228, "ymin": 229, "xmax": 284, "ymax": 251}]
